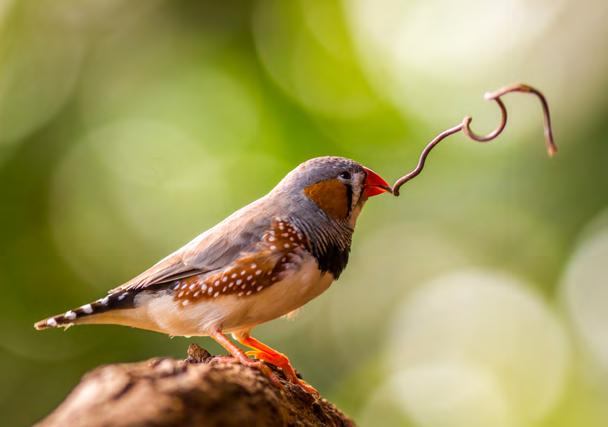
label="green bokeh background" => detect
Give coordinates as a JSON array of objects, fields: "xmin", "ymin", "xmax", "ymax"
[{"xmin": 1, "ymin": 1, "xmax": 607, "ymax": 426}]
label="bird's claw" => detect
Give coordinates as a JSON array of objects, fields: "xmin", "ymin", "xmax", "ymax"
[
  {"xmin": 241, "ymin": 358, "xmax": 284, "ymax": 389},
  {"xmin": 212, "ymin": 354, "xmax": 284, "ymax": 390},
  {"xmin": 246, "ymin": 350, "xmax": 319, "ymax": 396},
  {"xmin": 294, "ymin": 378, "xmax": 319, "ymax": 396}
]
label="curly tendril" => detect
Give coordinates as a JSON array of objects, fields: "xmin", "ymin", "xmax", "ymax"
[{"xmin": 391, "ymin": 83, "xmax": 557, "ymax": 196}]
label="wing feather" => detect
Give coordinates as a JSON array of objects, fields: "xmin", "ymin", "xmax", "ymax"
[{"xmin": 110, "ymin": 198, "xmax": 272, "ymax": 293}]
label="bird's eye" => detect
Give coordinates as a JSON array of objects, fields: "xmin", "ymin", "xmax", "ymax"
[{"xmin": 338, "ymin": 171, "xmax": 351, "ymax": 180}]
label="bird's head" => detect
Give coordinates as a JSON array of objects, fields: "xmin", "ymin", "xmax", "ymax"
[{"xmin": 274, "ymin": 156, "xmax": 390, "ymax": 226}]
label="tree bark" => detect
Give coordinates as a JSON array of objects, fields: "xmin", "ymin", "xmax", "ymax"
[{"xmin": 35, "ymin": 344, "xmax": 356, "ymax": 427}]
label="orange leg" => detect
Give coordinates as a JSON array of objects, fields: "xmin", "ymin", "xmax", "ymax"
[
  {"xmin": 209, "ymin": 328, "xmax": 283, "ymax": 389},
  {"xmin": 233, "ymin": 331, "xmax": 318, "ymax": 395}
]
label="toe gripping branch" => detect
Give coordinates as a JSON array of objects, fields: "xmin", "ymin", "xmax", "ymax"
[{"xmin": 391, "ymin": 83, "xmax": 558, "ymax": 196}]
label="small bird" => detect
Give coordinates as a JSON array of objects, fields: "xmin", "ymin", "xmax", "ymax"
[{"xmin": 35, "ymin": 156, "xmax": 390, "ymax": 393}]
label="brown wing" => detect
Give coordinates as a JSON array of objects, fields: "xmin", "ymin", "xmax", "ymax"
[
  {"xmin": 172, "ymin": 218, "xmax": 309, "ymax": 305},
  {"xmin": 110, "ymin": 199, "xmax": 273, "ymax": 293}
]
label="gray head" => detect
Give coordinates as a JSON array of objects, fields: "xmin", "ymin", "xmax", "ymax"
[
  {"xmin": 269, "ymin": 156, "xmax": 390, "ymax": 278},
  {"xmin": 272, "ymin": 156, "xmax": 390, "ymax": 225}
]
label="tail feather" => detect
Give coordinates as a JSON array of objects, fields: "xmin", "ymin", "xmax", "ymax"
[{"xmin": 34, "ymin": 288, "xmax": 140, "ymax": 330}]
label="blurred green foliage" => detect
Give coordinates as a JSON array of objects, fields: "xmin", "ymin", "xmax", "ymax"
[{"xmin": 1, "ymin": 1, "xmax": 607, "ymax": 426}]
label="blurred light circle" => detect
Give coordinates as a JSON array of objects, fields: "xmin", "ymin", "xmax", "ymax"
[
  {"xmin": 361, "ymin": 362, "xmax": 514, "ymax": 427},
  {"xmin": 50, "ymin": 119, "xmax": 228, "ymax": 290},
  {"xmin": 327, "ymin": 221, "xmax": 470, "ymax": 358},
  {"xmin": 388, "ymin": 269, "xmax": 569, "ymax": 424},
  {"xmin": 79, "ymin": 32, "xmax": 263, "ymax": 152},
  {"xmin": 344, "ymin": 0, "xmax": 607, "ymax": 137},
  {"xmin": 0, "ymin": 0, "xmax": 14, "ymax": 23},
  {"xmin": 0, "ymin": 0, "xmax": 85, "ymax": 146},
  {"xmin": 347, "ymin": 0, "xmax": 562, "ymax": 77},
  {"xmin": 253, "ymin": 0, "xmax": 381, "ymax": 118},
  {"xmin": 562, "ymin": 211, "xmax": 608, "ymax": 374}
]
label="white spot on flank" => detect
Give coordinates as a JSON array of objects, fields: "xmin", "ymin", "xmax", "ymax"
[
  {"xmin": 193, "ymin": 291, "xmax": 200, "ymax": 298},
  {"xmin": 236, "ymin": 279, "xmax": 242, "ymax": 285},
  {"xmin": 100, "ymin": 296, "xmax": 110, "ymax": 305},
  {"xmin": 182, "ymin": 300, "xmax": 190, "ymax": 306},
  {"xmin": 231, "ymin": 273, "xmax": 237, "ymax": 279},
  {"xmin": 222, "ymin": 276, "xmax": 228, "ymax": 283},
  {"xmin": 47, "ymin": 318, "xmax": 58, "ymax": 327},
  {"xmin": 65, "ymin": 311, "xmax": 77, "ymax": 320},
  {"xmin": 213, "ymin": 291, "xmax": 219, "ymax": 298},
  {"xmin": 214, "ymin": 280, "xmax": 220, "ymax": 286},
  {"xmin": 178, "ymin": 291, "xmax": 184, "ymax": 298},
  {"xmin": 270, "ymin": 245, "xmax": 277, "ymax": 250},
  {"xmin": 118, "ymin": 293, "xmax": 127, "ymax": 301},
  {"xmin": 247, "ymin": 275, "xmax": 253, "ymax": 280},
  {"xmin": 189, "ymin": 283, "xmax": 197, "ymax": 290},
  {"xmin": 246, "ymin": 290, "xmax": 253, "ymax": 295},
  {"xmin": 251, "ymin": 263, "xmax": 257, "ymax": 269},
  {"xmin": 238, "ymin": 292, "xmax": 244, "ymax": 296},
  {"xmin": 174, "ymin": 284, "xmax": 180, "ymax": 290},
  {"xmin": 256, "ymin": 286, "xmax": 263, "ymax": 292},
  {"xmin": 181, "ymin": 283, "xmax": 188, "ymax": 290},
  {"xmin": 269, "ymin": 236, "xmax": 275, "ymax": 242},
  {"xmin": 255, "ymin": 270, "xmax": 262, "ymax": 276},
  {"xmin": 201, "ymin": 284, "xmax": 208, "ymax": 291},
  {"xmin": 284, "ymin": 243, "xmax": 290, "ymax": 248},
  {"xmin": 207, "ymin": 287, "xmax": 213, "ymax": 295},
  {"xmin": 82, "ymin": 304, "xmax": 93, "ymax": 314},
  {"xmin": 240, "ymin": 270, "xmax": 246, "ymax": 276},
  {"xmin": 222, "ymin": 286, "xmax": 227, "ymax": 292}
]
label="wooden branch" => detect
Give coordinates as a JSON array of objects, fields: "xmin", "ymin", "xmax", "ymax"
[{"xmin": 36, "ymin": 344, "xmax": 356, "ymax": 427}]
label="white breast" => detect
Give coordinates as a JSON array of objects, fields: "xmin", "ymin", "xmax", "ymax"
[{"xmin": 118, "ymin": 255, "xmax": 334, "ymax": 336}]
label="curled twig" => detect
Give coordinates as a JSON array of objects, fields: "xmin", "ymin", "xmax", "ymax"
[{"xmin": 391, "ymin": 83, "xmax": 557, "ymax": 196}]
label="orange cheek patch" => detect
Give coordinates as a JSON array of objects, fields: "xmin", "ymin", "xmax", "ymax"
[{"xmin": 304, "ymin": 179, "xmax": 348, "ymax": 219}]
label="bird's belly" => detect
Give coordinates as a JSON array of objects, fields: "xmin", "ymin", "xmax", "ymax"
[
  {"xmin": 221, "ymin": 257, "xmax": 334, "ymax": 333},
  {"xmin": 135, "ymin": 257, "xmax": 333, "ymax": 336}
]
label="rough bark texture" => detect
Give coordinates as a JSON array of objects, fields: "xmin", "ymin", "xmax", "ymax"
[{"xmin": 36, "ymin": 344, "xmax": 356, "ymax": 427}]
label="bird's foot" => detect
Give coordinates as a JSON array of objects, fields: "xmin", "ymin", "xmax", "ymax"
[
  {"xmin": 221, "ymin": 353, "xmax": 283, "ymax": 390},
  {"xmin": 246, "ymin": 350, "xmax": 319, "ymax": 396},
  {"xmin": 291, "ymin": 377, "xmax": 319, "ymax": 396},
  {"xmin": 208, "ymin": 330, "xmax": 285, "ymax": 390},
  {"xmin": 244, "ymin": 359, "xmax": 284, "ymax": 390}
]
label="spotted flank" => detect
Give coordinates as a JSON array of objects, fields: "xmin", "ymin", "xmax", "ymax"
[
  {"xmin": 172, "ymin": 218, "xmax": 309, "ymax": 307},
  {"xmin": 34, "ymin": 289, "xmax": 138, "ymax": 330}
]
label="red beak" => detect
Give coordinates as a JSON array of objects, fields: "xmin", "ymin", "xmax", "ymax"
[{"xmin": 362, "ymin": 167, "xmax": 391, "ymax": 198}]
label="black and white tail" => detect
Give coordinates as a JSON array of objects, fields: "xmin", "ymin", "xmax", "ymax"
[{"xmin": 34, "ymin": 289, "xmax": 139, "ymax": 330}]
